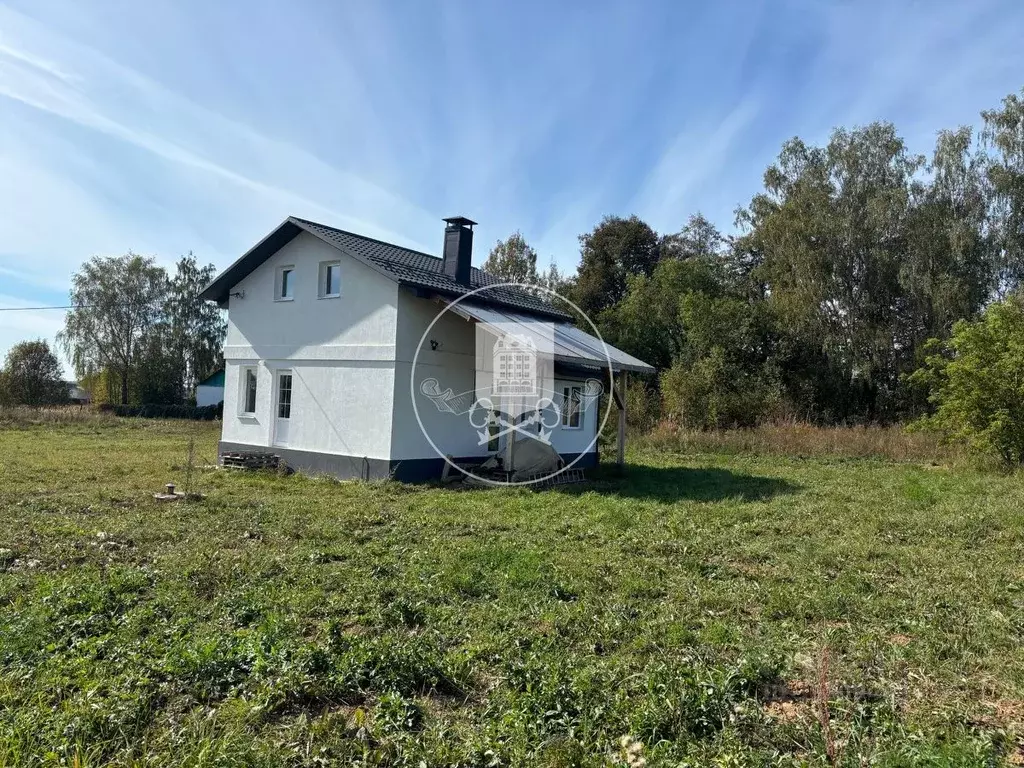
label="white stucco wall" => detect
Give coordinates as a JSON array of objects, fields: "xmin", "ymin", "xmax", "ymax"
[
  {"xmin": 220, "ymin": 232, "xmax": 398, "ymax": 459},
  {"xmin": 391, "ymin": 291, "xmax": 482, "ymax": 460},
  {"xmin": 223, "ymin": 232, "xmax": 399, "ymax": 362},
  {"xmin": 222, "ymin": 363, "xmax": 272, "ymax": 446},
  {"xmin": 222, "ymin": 360, "xmax": 395, "ymax": 459}
]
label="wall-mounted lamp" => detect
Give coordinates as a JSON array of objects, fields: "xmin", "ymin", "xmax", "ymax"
[{"xmin": 230, "ymin": 290, "xmax": 245, "ymax": 299}]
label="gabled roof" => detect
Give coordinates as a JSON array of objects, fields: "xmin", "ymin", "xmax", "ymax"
[
  {"xmin": 198, "ymin": 370, "xmax": 225, "ymax": 388},
  {"xmin": 199, "ymin": 216, "xmax": 572, "ymax": 321}
]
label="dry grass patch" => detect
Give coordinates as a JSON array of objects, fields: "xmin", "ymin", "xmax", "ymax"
[{"xmin": 638, "ymin": 419, "xmax": 968, "ymax": 464}]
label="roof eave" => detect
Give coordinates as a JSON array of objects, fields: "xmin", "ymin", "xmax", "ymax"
[
  {"xmin": 553, "ymin": 356, "xmax": 655, "ymax": 375},
  {"xmin": 198, "ymin": 218, "xmax": 305, "ymax": 304},
  {"xmin": 421, "ymin": 288, "xmax": 573, "ymax": 323}
]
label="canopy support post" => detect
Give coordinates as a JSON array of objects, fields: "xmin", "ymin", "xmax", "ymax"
[
  {"xmin": 504, "ymin": 399, "xmax": 520, "ymax": 478},
  {"xmin": 504, "ymin": 414, "xmax": 516, "ymax": 475},
  {"xmin": 614, "ymin": 370, "xmax": 628, "ymax": 467}
]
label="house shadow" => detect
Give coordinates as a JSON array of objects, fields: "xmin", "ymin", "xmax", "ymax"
[{"xmin": 551, "ymin": 462, "xmax": 799, "ymax": 504}]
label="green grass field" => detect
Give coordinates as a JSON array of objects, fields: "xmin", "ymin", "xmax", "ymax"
[{"xmin": 1, "ymin": 419, "xmax": 1023, "ymax": 766}]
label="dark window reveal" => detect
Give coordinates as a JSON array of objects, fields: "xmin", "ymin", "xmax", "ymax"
[{"xmin": 244, "ymin": 369, "xmax": 258, "ymax": 413}]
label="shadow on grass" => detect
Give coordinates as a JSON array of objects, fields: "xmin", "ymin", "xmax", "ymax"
[{"xmin": 555, "ymin": 462, "xmax": 799, "ymax": 503}]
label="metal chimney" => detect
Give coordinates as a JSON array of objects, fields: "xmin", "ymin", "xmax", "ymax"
[{"xmin": 442, "ymin": 216, "xmax": 476, "ymax": 285}]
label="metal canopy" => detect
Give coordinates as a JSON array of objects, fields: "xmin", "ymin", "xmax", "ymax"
[{"xmin": 446, "ymin": 301, "xmax": 655, "ymax": 375}]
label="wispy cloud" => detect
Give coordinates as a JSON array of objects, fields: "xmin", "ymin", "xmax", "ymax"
[
  {"xmin": 632, "ymin": 98, "xmax": 761, "ymax": 235},
  {"xmin": 0, "ymin": 5, "xmax": 436, "ymax": 249},
  {"xmin": 0, "ymin": 0, "xmax": 1022, "ymax": 367},
  {"xmin": 0, "ymin": 39, "xmax": 78, "ymax": 83}
]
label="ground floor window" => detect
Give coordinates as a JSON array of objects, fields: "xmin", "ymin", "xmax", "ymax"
[
  {"xmin": 242, "ymin": 367, "xmax": 258, "ymax": 414},
  {"xmin": 562, "ymin": 386, "xmax": 581, "ymax": 428},
  {"xmin": 277, "ymin": 373, "xmax": 292, "ymax": 419}
]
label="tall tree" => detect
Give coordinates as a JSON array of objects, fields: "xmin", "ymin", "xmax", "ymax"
[
  {"xmin": 571, "ymin": 215, "xmax": 660, "ymax": 317},
  {"xmin": 983, "ymin": 87, "xmax": 1024, "ymax": 296},
  {"xmin": 737, "ymin": 123, "xmax": 926, "ymax": 420},
  {"xmin": 133, "ymin": 325, "xmax": 182, "ymax": 405},
  {"xmin": 166, "ymin": 253, "xmax": 226, "ymax": 398},
  {"xmin": 59, "ymin": 253, "xmax": 167, "ymax": 405},
  {"xmin": 481, "ymin": 232, "xmax": 539, "ymax": 283},
  {"xmin": 0, "ymin": 340, "xmax": 68, "ymax": 407},
  {"xmin": 605, "ymin": 256, "xmax": 726, "ymax": 371},
  {"xmin": 536, "ymin": 258, "xmax": 568, "ymax": 294},
  {"xmin": 661, "ymin": 213, "xmax": 724, "ymax": 261},
  {"xmin": 900, "ymin": 127, "xmax": 995, "ymax": 358}
]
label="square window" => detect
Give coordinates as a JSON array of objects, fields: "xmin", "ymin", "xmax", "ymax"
[
  {"xmin": 276, "ymin": 266, "xmax": 295, "ymax": 301},
  {"xmin": 562, "ymin": 386, "xmax": 581, "ymax": 429},
  {"xmin": 319, "ymin": 261, "xmax": 341, "ymax": 298},
  {"xmin": 241, "ymin": 367, "xmax": 258, "ymax": 415}
]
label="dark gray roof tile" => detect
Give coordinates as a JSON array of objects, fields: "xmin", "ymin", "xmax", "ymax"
[
  {"xmin": 290, "ymin": 217, "xmax": 570, "ymax": 319},
  {"xmin": 200, "ymin": 216, "xmax": 572, "ymax": 321}
]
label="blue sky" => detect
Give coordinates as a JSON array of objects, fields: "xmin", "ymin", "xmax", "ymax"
[{"xmin": 2, "ymin": 0, "xmax": 1024, "ymax": 373}]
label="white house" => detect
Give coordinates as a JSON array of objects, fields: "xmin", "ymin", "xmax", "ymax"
[
  {"xmin": 199, "ymin": 215, "xmax": 654, "ymax": 482},
  {"xmin": 195, "ymin": 370, "xmax": 225, "ymax": 407}
]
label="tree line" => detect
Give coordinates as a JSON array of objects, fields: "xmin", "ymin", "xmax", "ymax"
[
  {"xmin": 56, "ymin": 253, "xmax": 226, "ymax": 405},
  {"xmin": 0, "ymin": 254, "xmax": 226, "ymax": 408},
  {"xmin": 485, "ymin": 86, "xmax": 1024, "ymax": 445},
  {"xmin": 5, "ymin": 86, "xmax": 1024, "ymax": 459}
]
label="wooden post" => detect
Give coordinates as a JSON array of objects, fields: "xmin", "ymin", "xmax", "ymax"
[
  {"xmin": 504, "ymin": 401, "xmax": 518, "ymax": 475},
  {"xmin": 504, "ymin": 424, "xmax": 515, "ymax": 473},
  {"xmin": 616, "ymin": 370, "xmax": 628, "ymax": 466}
]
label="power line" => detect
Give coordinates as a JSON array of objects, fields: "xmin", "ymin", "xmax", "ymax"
[
  {"xmin": 1, "ymin": 302, "xmax": 221, "ymax": 312},
  {"xmin": 0, "ymin": 305, "xmax": 78, "ymax": 311}
]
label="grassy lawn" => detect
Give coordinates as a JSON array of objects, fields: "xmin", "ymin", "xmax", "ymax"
[{"xmin": 1, "ymin": 420, "xmax": 1023, "ymax": 766}]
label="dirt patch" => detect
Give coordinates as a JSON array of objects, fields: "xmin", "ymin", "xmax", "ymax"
[
  {"xmin": 765, "ymin": 699, "xmax": 805, "ymax": 722},
  {"xmin": 889, "ymin": 633, "xmax": 912, "ymax": 647},
  {"xmin": 760, "ymin": 679, "xmax": 814, "ymax": 723},
  {"xmin": 730, "ymin": 558, "xmax": 774, "ymax": 579},
  {"xmin": 995, "ymin": 699, "xmax": 1024, "ymax": 728}
]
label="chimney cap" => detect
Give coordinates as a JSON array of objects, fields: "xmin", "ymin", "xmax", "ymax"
[{"xmin": 443, "ymin": 216, "xmax": 477, "ymax": 228}]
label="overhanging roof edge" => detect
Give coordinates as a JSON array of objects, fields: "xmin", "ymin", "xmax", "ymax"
[{"xmin": 441, "ymin": 300, "xmax": 655, "ymax": 374}]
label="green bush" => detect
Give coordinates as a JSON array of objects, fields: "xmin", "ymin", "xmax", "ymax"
[
  {"xmin": 624, "ymin": 379, "xmax": 660, "ymax": 431},
  {"xmin": 660, "ymin": 350, "xmax": 782, "ymax": 429},
  {"xmin": 910, "ymin": 293, "xmax": 1024, "ymax": 463}
]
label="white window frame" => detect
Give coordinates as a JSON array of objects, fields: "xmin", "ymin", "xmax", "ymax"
[
  {"xmin": 240, "ymin": 366, "xmax": 258, "ymax": 416},
  {"xmin": 276, "ymin": 371, "xmax": 293, "ymax": 419},
  {"xmin": 562, "ymin": 385, "xmax": 582, "ymax": 429},
  {"xmin": 275, "ymin": 265, "xmax": 295, "ymax": 301},
  {"xmin": 318, "ymin": 260, "xmax": 341, "ymax": 299}
]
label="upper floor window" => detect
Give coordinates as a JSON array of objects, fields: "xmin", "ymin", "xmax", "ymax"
[
  {"xmin": 276, "ymin": 266, "xmax": 294, "ymax": 301},
  {"xmin": 319, "ymin": 261, "xmax": 341, "ymax": 298}
]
